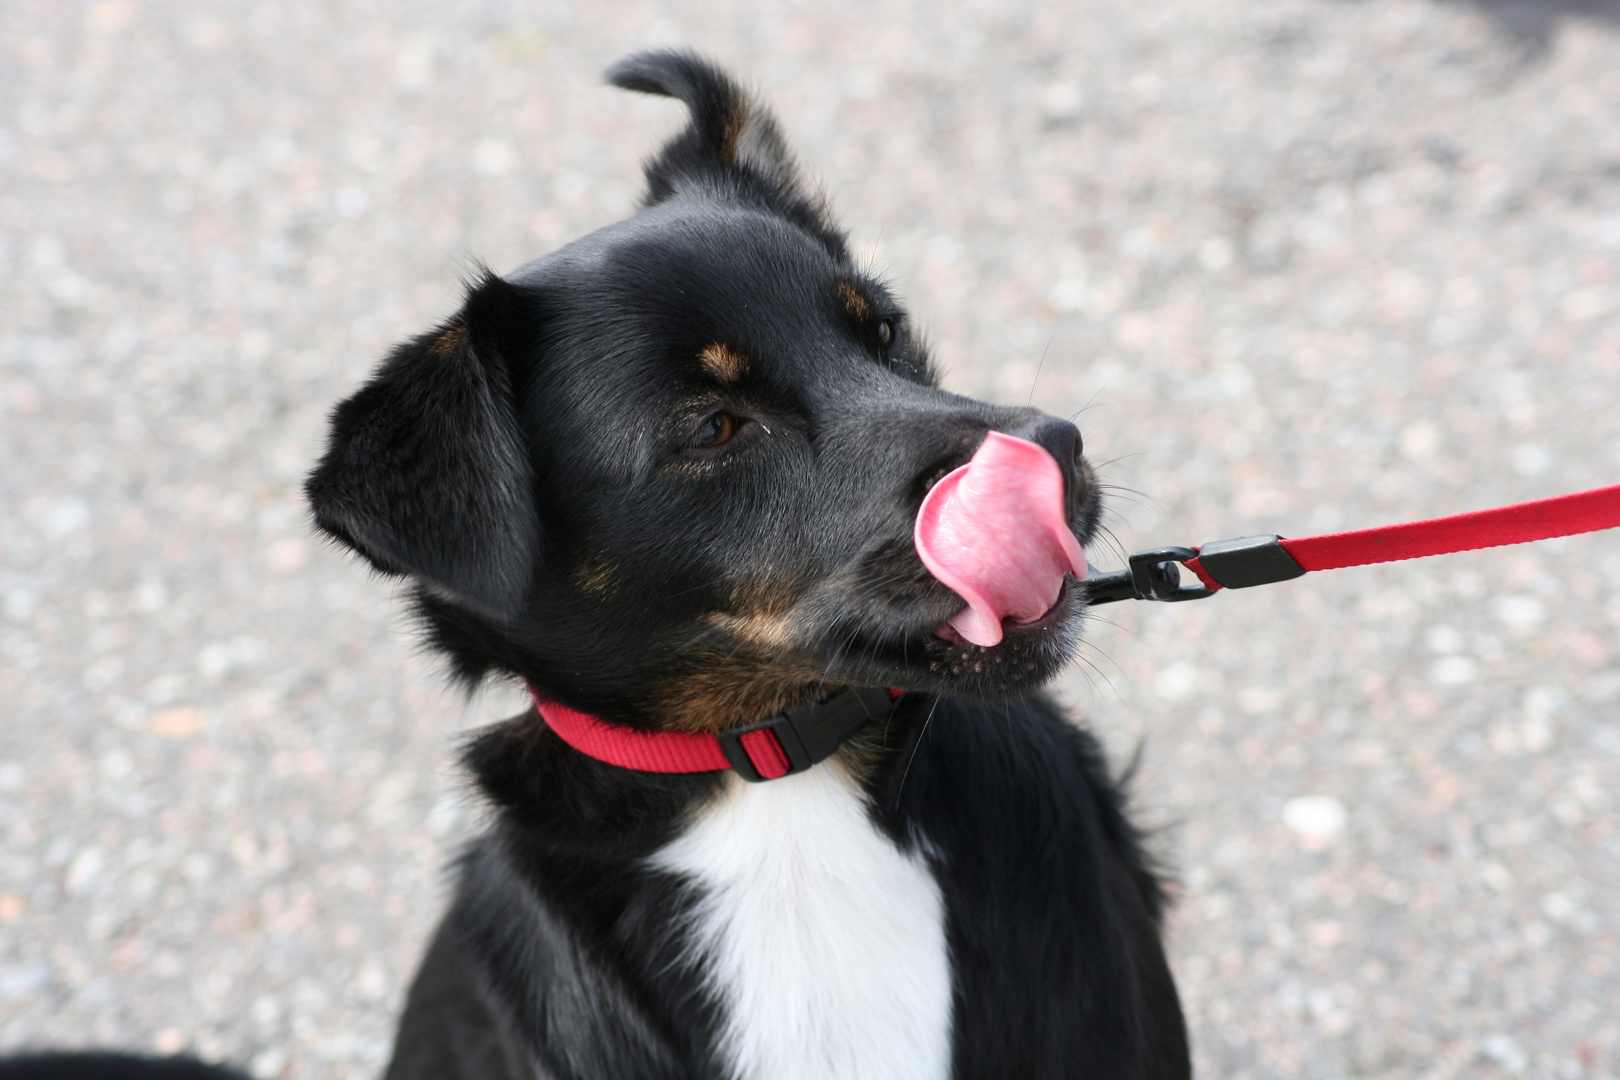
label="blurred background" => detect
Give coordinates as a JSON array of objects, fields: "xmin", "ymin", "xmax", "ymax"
[{"xmin": 3, "ymin": 1, "xmax": 1619, "ymax": 1077}]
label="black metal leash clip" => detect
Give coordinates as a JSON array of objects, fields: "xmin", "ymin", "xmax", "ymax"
[
  {"xmin": 1082, "ymin": 546, "xmax": 1213, "ymax": 604},
  {"xmin": 1084, "ymin": 535, "xmax": 1309, "ymax": 603}
]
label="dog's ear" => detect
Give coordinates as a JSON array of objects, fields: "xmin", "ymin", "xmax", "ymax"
[
  {"xmin": 305, "ymin": 271, "xmax": 541, "ymax": 620},
  {"xmin": 607, "ymin": 50, "xmax": 839, "ymax": 245}
]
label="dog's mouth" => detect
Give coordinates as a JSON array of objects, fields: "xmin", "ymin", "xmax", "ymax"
[
  {"xmin": 915, "ymin": 578, "xmax": 1079, "ymax": 687},
  {"xmin": 913, "ymin": 431, "xmax": 1087, "ymax": 645},
  {"xmin": 814, "ymin": 571, "xmax": 1082, "ymax": 699},
  {"xmin": 933, "ymin": 578, "xmax": 1073, "ymax": 646},
  {"xmin": 813, "ymin": 433, "xmax": 1095, "ymax": 699}
]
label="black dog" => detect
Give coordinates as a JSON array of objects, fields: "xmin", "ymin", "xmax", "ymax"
[
  {"xmin": 0, "ymin": 51, "xmax": 1187, "ymax": 1080},
  {"xmin": 307, "ymin": 50, "xmax": 1187, "ymax": 1080}
]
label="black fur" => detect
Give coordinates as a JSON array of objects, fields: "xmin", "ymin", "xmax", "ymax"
[
  {"xmin": 382, "ymin": 693, "xmax": 1188, "ymax": 1079},
  {"xmin": 306, "ymin": 275, "xmax": 541, "ymax": 620},
  {"xmin": 606, "ymin": 51, "xmax": 844, "ymax": 258},
  {"xmin": 307, "ymin": 49, "xmax": 1192, "ymax": 1080}
]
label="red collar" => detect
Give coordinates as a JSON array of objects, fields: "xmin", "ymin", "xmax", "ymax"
[{"xmin": 528, "ymin": 685, "xmax": 904, "ymax": 782}]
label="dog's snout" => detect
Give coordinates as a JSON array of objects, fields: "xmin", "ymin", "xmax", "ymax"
[
  {"xmin": 1022, "ymin": 416, "xmax": 1083, "ymax": 472},
  {"xmin": 910, "ymin": 415, "xmax": 1088, "ymax": 511},
  {"xmin": 1010, "ymin": 416, "xmax": 1086, "ymax": 517}
]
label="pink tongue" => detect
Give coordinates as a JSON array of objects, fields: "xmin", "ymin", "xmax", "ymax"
[{"xmin": 913, "ymin": 431, "xmax": 1088, "ymax": 647}]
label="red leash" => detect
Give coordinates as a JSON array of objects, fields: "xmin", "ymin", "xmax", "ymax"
[{"xmin": 1086, "ymin": 483, "xmax": 1620, "ymax": 603}]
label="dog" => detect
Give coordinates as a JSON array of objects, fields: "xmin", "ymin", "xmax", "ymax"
[
  {"xmin": 0, "ymin": 49, "xmax": 1188, "ymax": 1080},
  {"xmin": 305, "ymin": 51, "xmax": 1190, "ymax": 1080},
  {"xmin": 321, "ymin": 50, "xmax": 1192, "ymax": 1079}
]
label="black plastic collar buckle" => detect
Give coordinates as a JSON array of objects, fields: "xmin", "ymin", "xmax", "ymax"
[
  {"xmin": 1084, "ymin": 546, "xmax": 1213, "ymax": 605},
  {"xmin": 717, "ymin": 687, "xmax": 902, "ymax": 783}
]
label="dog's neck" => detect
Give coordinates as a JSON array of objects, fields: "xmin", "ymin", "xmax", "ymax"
[{"xmin": 527, "ymin": 683, "xmax": 905, "ymax": 783}]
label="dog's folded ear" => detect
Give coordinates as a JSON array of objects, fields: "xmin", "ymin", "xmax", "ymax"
[
  {"xmin": 305, "ymin": 271, "xmax": 541, "ymax": 620},
  {"xmin": 608, "ymin": 50, "xmax": 839, "ymax": 246}
]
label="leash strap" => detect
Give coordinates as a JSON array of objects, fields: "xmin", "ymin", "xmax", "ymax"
[{"xmin": 1087, "ymin": 483, "xmax": 1620, "ymax": 602}]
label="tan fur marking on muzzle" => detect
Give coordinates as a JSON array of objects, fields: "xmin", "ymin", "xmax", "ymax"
[{"xmin": 709, "ymin": 608, "xmax": 795, "ymax": 651}]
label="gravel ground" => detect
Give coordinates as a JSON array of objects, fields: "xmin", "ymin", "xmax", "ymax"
[{"xmin": 3, "ymin": 2, "xmax": 1619, "ymax": 1077}]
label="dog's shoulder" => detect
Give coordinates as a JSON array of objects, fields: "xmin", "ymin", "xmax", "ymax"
[
  {"xmin": 877, "ymin": 693, "xmax": 1188, "ymax": 1078},
  {"xmin": 401, "ymin": 834, "xmax": 719, "ymax": 1080}
]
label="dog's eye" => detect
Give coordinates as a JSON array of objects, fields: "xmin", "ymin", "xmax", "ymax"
[
  {"xmin": 877, "ymin": 319, "xmax": 894, "ymax": 349},
  {"xmin": 689, "ymin": 412, "xmax": 738, "ymax": 448}
]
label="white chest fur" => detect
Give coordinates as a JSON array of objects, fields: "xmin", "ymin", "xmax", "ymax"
[{"xmin": 651, "ymin": 761, "xmax": 953, "ymax": 1080}]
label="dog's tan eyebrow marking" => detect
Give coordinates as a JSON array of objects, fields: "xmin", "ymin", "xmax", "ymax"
[
  {"xmin": 836, "ymin": 280, "xmax": 874, "ymax": 321},
  {"xmin": 698, "ymin": 342, "xmax": 748, "ymax": 382}
]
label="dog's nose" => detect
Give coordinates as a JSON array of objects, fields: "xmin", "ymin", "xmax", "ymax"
[
  {"xmin": 1010, "ymin": 416, "xmax": 1086, "ymax": 515},
  {"xmin": 1020, "ymin": 416, "xmax": 1083, "ymax": 472}
]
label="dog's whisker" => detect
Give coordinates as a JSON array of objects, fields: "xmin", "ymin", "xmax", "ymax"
[
  {"xmin": 1066, "ymin": 372, "xmax": 1119, "ymax": 425},
  {"xmin": 1071, "ymin": 643, "xmax": 1128, "ymax": 706},
  {"xmin": 894, "ymin": 692, "xmax": 943, "ymax": 804},
  {"xmin": 1027, "ymin": 333, "xmax": 1055, "ymax": 407}
]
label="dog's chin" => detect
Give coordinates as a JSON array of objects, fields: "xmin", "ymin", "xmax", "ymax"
[
  {"xmin": 825, "ymin": 576, "xmax": 1085, "ymax": 701},
  {"xmin": 918, "ymin": 578, "xmax": 1083, "ymax": 698}
]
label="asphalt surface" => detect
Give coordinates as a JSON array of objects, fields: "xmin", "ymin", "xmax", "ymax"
[{"xmin": 3, "ymin": 2, "xmax": 1619, "ymax": 1077}]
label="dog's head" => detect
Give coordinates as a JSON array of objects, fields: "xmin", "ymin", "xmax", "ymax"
[{"xmin": 306, "ymin": 51, "xmax": 1101, "ymax": 733}]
